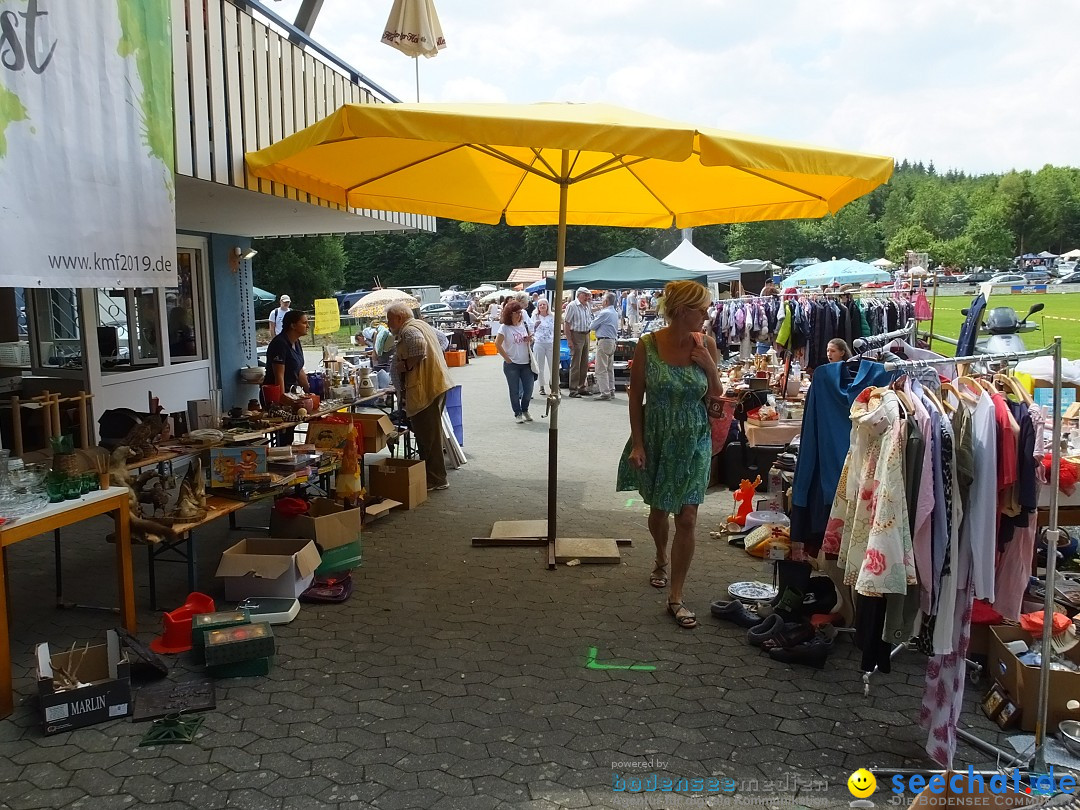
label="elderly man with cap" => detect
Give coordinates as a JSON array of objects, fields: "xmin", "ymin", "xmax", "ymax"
[
  {"xmin": 563, "ymin": 287, "xmax": 595, "ymax": 397},
  {"xmin": 268, "ymin": 294, "xmax": 292, "ymax": 338}
]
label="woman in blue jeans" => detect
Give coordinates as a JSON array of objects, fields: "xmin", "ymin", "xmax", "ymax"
[{"xmin": 495, "ymin": 300, "xmax": 535, "ymax": 423}]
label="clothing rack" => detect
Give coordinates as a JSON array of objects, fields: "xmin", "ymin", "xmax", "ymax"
[
  {"xmin": 881, "ymin": 337, "xmax": 1063, "ymax": 772},
  {"xmin": 852, "ymin": 321, "xmax": 919, "ymax": 354}
]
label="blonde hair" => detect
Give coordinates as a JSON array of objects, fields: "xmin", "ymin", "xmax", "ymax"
[{"xmin": 658, "ymin": 280, "xmax": 710, "ymax": 319}]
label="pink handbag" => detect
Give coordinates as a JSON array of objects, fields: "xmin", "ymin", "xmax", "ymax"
[{"xmin": 706, "ymin": 395, "xmax": 737, "ymax": 454}]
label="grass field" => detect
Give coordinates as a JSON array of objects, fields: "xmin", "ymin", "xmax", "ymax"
[{"xmin": 925, "ymin": 290, "xmax": 1080, "ymax": 358}]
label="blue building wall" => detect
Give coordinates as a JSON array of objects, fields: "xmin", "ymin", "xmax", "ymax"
[{"xmin": 205, "ymin": 233, "xmax": 259, "ymax": 411}]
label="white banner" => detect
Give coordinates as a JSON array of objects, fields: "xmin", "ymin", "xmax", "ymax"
[{"xmin": 0, "ymin": 0, "xmax": 177, "ymax": 288}]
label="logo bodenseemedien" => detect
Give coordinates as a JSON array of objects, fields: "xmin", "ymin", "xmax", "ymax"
[{"xmin": 848, "ymin": 769, "xmax": 877, "ymax": 804}]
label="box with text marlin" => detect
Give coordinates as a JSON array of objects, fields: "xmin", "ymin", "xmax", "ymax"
[{"xmin": 36, "ymin": 629, "xmax": 131, "ymax": 735}]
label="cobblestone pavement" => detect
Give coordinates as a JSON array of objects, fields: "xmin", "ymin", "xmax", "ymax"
[{"xmin": 0, "ymin": 353, "xmax": 1020, "ymax": 809}]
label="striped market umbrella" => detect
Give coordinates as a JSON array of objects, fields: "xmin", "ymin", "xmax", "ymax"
[{"xmin": 348, "ymin": 288, "xmax": 419, "ymax": 318}]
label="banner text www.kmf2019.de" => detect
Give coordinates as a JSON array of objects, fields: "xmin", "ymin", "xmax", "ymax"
[{"xmin": 0, "ymin": 0, "xmax": 177, "ymax": 289}]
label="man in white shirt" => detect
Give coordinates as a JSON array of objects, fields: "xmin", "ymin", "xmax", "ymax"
[{"xmin": 268, "ymin": 295, "xmax": 291, "ymax": 337}]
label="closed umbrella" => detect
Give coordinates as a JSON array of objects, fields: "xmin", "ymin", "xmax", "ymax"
[
  {"xmin": 381, "ymin": 0, "xmax": 446, "ymax": 102},
  {"xmin": 247, "ymin": 101, "xmax": 894, "ymax": 550},
  {"xmin": 348, "ymin": 288, "xmax": 419, "ymax": 318},
  {"xmin": 870, "ymin": 257, "xmax": 896, "ymax": 268}
]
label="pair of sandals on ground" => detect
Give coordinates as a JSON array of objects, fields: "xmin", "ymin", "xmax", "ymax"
[{"xmin": 650, "ymin": 561, "xmax": 696, "ymax": 629}]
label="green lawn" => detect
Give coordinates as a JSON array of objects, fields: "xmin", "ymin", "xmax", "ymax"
[{"xmin": 924, "ymin": 290, "xmax": 1080, "ymax": 359}]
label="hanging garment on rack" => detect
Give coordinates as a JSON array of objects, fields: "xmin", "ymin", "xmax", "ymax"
[
  {"xmin": 914, "ymin": 289, "xmax": 932, "ymax": 321},
  {"xmin": 830, "ymin": 388, "xmax": 916, "ymax": 596},
  {"xmin": 790, "ymin": 360, "xmax": 896, "ymax": 555},
  {"xmin": 956, "ymin": 293, "xmax": 986, "ymax": 357},
  {"xmin": 993, "ymin": 401, "xmax": 1043, "ymax": 620},
  {"xmin": 964, "ymin": 391, "xmax": 999, "ymax": 603}
]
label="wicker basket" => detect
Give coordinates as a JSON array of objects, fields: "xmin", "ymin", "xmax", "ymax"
[{"xmin": 52, "ymin": 453, "xmax": 81, "ymax": 476}]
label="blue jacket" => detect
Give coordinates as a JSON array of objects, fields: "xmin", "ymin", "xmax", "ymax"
[{"xmin": 791, "ymin": 359, "xmax": 897, "ymax": 534}]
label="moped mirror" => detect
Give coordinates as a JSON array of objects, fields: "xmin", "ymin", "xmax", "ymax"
[{"xmin": 1021, "ymin": 302, "xmax": 1045, "ymax": 323}]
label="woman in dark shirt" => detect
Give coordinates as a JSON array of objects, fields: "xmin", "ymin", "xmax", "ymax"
[{"xmin": 264, "ymin": 309, "xmax": 310, "ymax": 392}]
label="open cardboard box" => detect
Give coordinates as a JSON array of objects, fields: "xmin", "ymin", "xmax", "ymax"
[
  {"xmin": 987, "ymin": 624, "xmax": 1080, "ymax": 732},
  {"xmin": 215, "ymin": 538, "xmax": 321, "ymax": 601},
  {"xmin": 36, "ymin": 629, "xmax": 131, "ymax": 735},
  {"xmin": 270, "ymin": 497, "xmax": 360, "ymax": 551}
]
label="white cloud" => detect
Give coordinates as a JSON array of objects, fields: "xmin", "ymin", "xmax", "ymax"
[{"xmin": 264, "ymin": 0, "xmax": 1080, "ymax": 173}]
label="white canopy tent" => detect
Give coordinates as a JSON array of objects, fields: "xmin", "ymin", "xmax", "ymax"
[
  {"xmin": 662, "ymin": 240, "xmax": 742, "ymax": 283},
  {"xmin": 1060, "ymin": 248, "xmax": 1080, "ymax": 260}
]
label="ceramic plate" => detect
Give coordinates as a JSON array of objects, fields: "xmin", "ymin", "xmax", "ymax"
[{"xmin": 728, "ymin": 581, "xmax": 778, "ymax": 602}]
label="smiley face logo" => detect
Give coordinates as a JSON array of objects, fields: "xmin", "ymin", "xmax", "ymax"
[{"xmin": 848, "ymin": 768, "xmax": 877, "ymax": 798}]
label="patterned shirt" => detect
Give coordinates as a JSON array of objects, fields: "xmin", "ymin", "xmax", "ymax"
[
  {"xmin": 563, "ymin": 299, "xmax": 593, "ymax": 331},
  {"xmin": 390, "ymin": 319, "xmax": 428, "ymax": 400}
]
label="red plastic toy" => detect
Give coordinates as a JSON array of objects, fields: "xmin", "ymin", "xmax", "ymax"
[{"xmin": 727, "ymin": 476, "xmax": 762, "ymax": 527}]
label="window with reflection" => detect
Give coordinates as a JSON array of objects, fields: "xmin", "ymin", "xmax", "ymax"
[{"xmin": 167, "ymin": 250, "xmax": 203, "ymax": 363}]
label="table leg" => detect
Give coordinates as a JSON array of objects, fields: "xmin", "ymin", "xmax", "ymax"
[
  {"xmin": 0, "ymin": 547, "xmax": 12, "ymax": 717},
  {"xmin": 114, "ymin": 498, "xmax": 136, "ymax": 633},
  {"xmin": 187, "ymin": 530, "xmax": 197, "ymax": 594}
]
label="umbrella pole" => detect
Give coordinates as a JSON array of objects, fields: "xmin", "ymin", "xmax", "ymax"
[
  {"xmin": 414, "ymin": 56, "xmax": 420, "ymax": 103},
  {"xmin": 547, "ymin": 151, "xmax": 569, "ymax": 569}
]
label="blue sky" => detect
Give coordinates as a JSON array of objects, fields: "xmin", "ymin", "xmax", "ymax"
[{"xmin": 265, "ymin": 0, "xmax": 1080, "ymax": 175}]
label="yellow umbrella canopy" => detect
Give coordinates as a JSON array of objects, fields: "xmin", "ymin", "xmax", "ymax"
[
  {"xmin": 247, "ymin": 101, "xmax": 893, "ymax": 551},
  {"xmin": 349, "ymin": 288, "xmax": 419, "ymax": 318},
  {"xmin": 246, "ymin": 102, "xmax": 893, "ymax": 228}
]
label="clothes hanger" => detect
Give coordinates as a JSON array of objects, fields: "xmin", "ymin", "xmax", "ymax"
[
  {"xmin": 938, "ymin": 381, "xmax": 961, "ymax": 414},
  {"xmin": 890, "ymin": 378, "xmax": 915, "ymax": 413},
  {"xmin": 954, "ymin": 376, "xmax": 982, "ymax": 405},
  {"xmin": 994, "ymin": 372, "xmax": 1034, "ymax": 406}
]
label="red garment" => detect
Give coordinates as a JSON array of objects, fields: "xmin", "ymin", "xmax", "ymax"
[{"xmin": 991, "ymin": 393, "xmax": 1018, "ymax": 511}]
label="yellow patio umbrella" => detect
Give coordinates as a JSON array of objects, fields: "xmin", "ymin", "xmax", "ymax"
[
  {"xmin": 349, "ymin": 288, "xmax": 419, "ymax": 318},
  {"xmin": 247, "ymin": 101, "xmax": 893, "ymax": 551}
]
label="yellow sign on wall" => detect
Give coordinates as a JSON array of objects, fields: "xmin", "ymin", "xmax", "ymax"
[{"xmin": 314, "ymin": 299, "xmax": 341, "ymax": 335}]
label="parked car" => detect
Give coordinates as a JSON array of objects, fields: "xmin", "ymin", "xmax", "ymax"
[
  {"xmin": 445, "ymin": 298, "xmax": 471, "ymax": 313},
  {"xmin": 959, "ymin": 271, "xmax": 993, "ymax": 283},
  {"xmin": 1053, "ymin": 271, "xmax": 1080, "ymax": 285},
  {"xmin": 988, "ymin": 273, "xmax": 1027, "ymax": 285},
  {"xmin": 1055, "ymin": 260, "xmax": 1078, "ymax": 276},
  {"xmin": 935, "ymin": 274, "xmax": 964, "ymax": 284},
  {"xmin": 334, "ymin": 289, "xmax": 371, "ymax": 314},
  {"xmin": 419, "ymin": 302, "xmax": 454, "ymax": 320}
]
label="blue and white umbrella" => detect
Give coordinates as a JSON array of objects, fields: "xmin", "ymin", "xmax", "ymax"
[
  {"xmin": 783, "ymin": 259, "xmax": 890, "ymax": 287},
  {"xmin": 525, "ymin": 278, "xmax": 548, "ymax": 294}
]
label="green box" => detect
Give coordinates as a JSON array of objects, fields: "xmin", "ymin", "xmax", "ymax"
[
  {"xmin": 315, "ymin": 540, "xmax": 362, "ymax": 575},
  {"xmin": 204, "ymin": 622, "xmax": 275, "ymax": 666},
  {"xmin": 207, "ymin": 656, "xmax": 273, "ymax": 679},
  {"xmin": 192, "ymin": 610, "xmax": 251, "ymax": 650}
]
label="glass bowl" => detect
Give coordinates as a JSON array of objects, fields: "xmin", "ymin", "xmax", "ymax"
[{"xmin": 9, "ymin": 463, "xmax": 49, "ymax": 492}]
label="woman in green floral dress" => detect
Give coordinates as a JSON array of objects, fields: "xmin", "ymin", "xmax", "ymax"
[{"xmin": 617, "ymin": 281, "xmax": 722, "ymax": 629}]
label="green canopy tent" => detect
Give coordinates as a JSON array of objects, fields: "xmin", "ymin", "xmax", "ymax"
[{"xmin": 545, "ymin": 248, "xmax": 706, "ymax": 291}]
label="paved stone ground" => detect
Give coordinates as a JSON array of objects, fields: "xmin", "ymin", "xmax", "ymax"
[{"xmin": 0, "ymin": 354, "xmax": 1030, "ymax": 809}]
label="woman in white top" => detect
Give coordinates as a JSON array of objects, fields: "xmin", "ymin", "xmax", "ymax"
[
  {"xmin": 531, "ymin": 298, "xmax": 556, "ymax": 396},
  {"xmin": 495, "ymin": 300, "xmax": 535, "ymax": 423},
  {"xmin": 487, "ymin": 298, "xmax": 502, "ymax": 326}
]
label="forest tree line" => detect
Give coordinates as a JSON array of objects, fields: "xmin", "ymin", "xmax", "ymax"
[{"xmin": 253, "ymin": 162, "xmax": 1080, "ymax": 308}]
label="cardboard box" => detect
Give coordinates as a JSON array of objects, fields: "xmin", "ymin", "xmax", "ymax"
[
  {"xmin": 36, "ymin": 630, "xmax": 131, "ymax": 735},
  {"xmin": 187, "ymin": 399, "xmax": 214, "ymax": 431},
  {"xmin": 368, "ymin": 458, "xmax": 427, "ymax": 510},
  {"xmin": 987, "ymin": 625, "xmax": 1080, "ymax": 732},
  {"xmin": 352, "ymin": 411, "xmax": 395, "ymax": 454},
  {"xmin": 312, "ymin": 412, "xmax": 395, "ymax": 455},
  {"xmin": 270, "ymin": 497, "xmax": 361, "ymax": 551},
  {"xmin": 215, "ymin": 538, "xmax": 322, "ymax": 601}
]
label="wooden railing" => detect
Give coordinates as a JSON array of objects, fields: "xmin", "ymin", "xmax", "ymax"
[{"xmin": 172, "ymin": 0, "xmax": 434, "ymax": 232}]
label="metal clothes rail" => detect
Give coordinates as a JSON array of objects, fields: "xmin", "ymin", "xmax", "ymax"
[{"xmin": 882, "ymin": 338, "xmax": 1063, "ymax": 772}]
